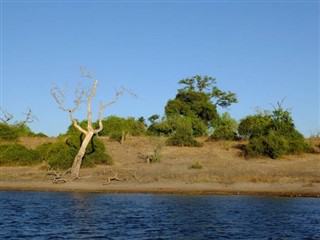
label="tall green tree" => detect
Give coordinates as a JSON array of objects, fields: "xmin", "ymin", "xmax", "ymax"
[{"xmin": 165, "ymin": 75, "xmax": 237, "ymax": 128}]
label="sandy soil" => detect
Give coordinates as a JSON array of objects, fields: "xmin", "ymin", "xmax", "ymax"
[{"xmin": 1, "ymin": 136, "xmax": 319, "ymax": 197}]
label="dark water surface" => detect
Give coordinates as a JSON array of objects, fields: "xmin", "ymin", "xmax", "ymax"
[{"xmin": 0, "ymin": 191, "xmax": 319, "ymax": 239}]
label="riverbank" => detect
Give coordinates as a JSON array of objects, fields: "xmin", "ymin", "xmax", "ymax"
[
  {"xmin": 1, "ymin": 179, "xmax": 319, "ymax": 197},
  {"xmin": 1, "ymin": 136, "xmax": 319, "ymax": 197}
]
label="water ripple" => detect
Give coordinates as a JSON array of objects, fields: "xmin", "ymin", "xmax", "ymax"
[{"xmin": 0, "ymin": 191, "xmax": 319, "ymax": 239}]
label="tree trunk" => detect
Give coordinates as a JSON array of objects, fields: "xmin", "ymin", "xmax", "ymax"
[{"xmin": 70, "ymin": 132, "xmax": 94, "ymax": 179}]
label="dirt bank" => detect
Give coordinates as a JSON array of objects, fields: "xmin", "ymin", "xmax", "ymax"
[{"xmin": 1, "ymin": 136, "xmax": 319, "ymax": 197}]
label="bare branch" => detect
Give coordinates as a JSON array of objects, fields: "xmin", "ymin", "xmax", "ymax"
[
  {"xmin": 51, "ymin": 85, "xmax": 87, "ymax": 134},
  {"xmin": 69, "ymin": 110, "xmax": 88, "ymax": 135},
  {"xmin": 102, "ymin": 172, "xmax": 123, "ymax": 185},
  {"xmin": 21, "ymin": 108, "xmax": 38, "ymax": 125},
  {"xmin": 87, "ymin": 79, "xmax": 98, "ymax": 131},
  {"xmin": 95, "ymin": 87, "xmax": 127, "ymax": 133},
  {"xmin": 51, "ymin": 85, "xmax": 71, "ymax": 112},
  {"xmin": 0, "ymin": 108, "xmax": 13, "ymax": 123}
]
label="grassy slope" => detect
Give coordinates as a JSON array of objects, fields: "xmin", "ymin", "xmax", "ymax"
[{"xmin": 3, "ymin": 136, "xmax": 317, "ymax": 186}]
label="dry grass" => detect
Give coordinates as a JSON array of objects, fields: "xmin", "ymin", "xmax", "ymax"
[
  {"xmin": 1, "ymin": 136, "xmax": 319, "ymax": 186},
  {"xmin": 99, "ymin": 136, "xmax": 319, "ymax": 185}
]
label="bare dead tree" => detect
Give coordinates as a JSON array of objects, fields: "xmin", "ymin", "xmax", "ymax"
[
  {"xmin": 20, "ymin": 108, "xmax": 38, "ymax": 125},
  {"xmin": 0, "ymin": 108, "xmax": 13, "ymax": 123},
  {"xmin": 51, "ymin": 68, "xmax": 126, "ymax": 179},
  {"xmin": 0, "ymin": 108, "xmax": 37, "ymax": 125}
]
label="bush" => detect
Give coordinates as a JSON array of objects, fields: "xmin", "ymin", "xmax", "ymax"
[
  {"xmin": 147, "ymin": 121, "xmax": 173, "ymax": 136},
  {"xmin": 210, "ymin": 126, "xmax": 238, "ymax": 141},
  {"xmin": 0, "ymin": 123, "xmax": 19, "ymax": 141},
  {"xmin": 0, "ymin": 123, "xmax": 41, "ymax": 141},
  {"xmin": 209, "ymin": 113, "xmax": 238, "ymax": 141},
  {"xmin": 36, "ymin": 134, "xmax": 112, "ymax": 170},
  {"xmin": 34, "ymin": 132, "xmax": 48, "ymax": 137},
  {"xmin": 99, "ymin": 116, "xmax": 146, "ymax": 139},
  {"xmin": 189, "ymin": 161, "xmax": 203, "ymax": 169},
  {"xmin": 0, "ymin": 144, "xmax": 40, "ymax": 166},
  {"xmin": 243, "ymin": 104, "xmax": 311, "ymax": 159},
  {"xmin": 238, "ymin": 114, "xmax": 271, "ymax": 139},
  {"xmin": 42, "ymin": 141, "xmax": 76, "ymax": 170},
  {"xmin": 166, "ymin": 116, "xmax": 202, "ymax": 147},
  {"xmin": 245, "ymin": 131, "xmax": 289, "ymax": 159}
]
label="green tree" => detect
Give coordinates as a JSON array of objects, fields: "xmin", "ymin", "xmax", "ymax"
[{"xmin": 165, "ymin": 75, "xmax": 237, "ymax": 128}]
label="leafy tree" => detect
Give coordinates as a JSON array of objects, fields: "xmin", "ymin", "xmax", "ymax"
[{"xmin": 165, "ymin": 75, "xmax": 237, "ymax": 128}]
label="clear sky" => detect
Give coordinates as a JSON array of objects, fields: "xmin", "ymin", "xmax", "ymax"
[{"xmin": 1, "ymin": 0, "xmax": 319, "ymax": 137}]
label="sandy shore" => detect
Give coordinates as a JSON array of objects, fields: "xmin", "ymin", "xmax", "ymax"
[{"xmin": 1, "ymin": 179, "xmax": 319, "ymax": 197}]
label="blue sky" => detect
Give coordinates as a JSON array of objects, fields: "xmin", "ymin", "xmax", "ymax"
[{"xmin": 1, "ymin": 0, "xmax": 319, "ymax": 137}]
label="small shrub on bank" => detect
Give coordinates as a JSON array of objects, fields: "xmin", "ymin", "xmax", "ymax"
[
  {"xmin": 189, "ymin": 161, "xmax": 203, "ymax": 169},
  {"xmin": 0, "ymin": 144, "xmax": 40, "ymax": 166}
]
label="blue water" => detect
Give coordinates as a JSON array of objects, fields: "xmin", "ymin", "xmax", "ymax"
[{"xmin": 0, "ymin": 191, "xmax": 319, "ymax": 239}]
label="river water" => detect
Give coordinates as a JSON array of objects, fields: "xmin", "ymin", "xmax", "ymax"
[{"xmin": 0, "ymin": 191, "xmax": 319, "ymax": 239}]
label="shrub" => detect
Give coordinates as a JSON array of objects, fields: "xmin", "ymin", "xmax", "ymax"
[
  {"xmin": 238, "ymin": 114, "xmax": 271, "ymax": 139},
  {"xmin": 99, "ymin": 116, "xmax": 146, "ymax": 139},
  {"xmin": 37, "ymin": 134, "xmax": 112, "ymax": 170},
  {"xmin": 34, "ymin": 132, "xmax": 48, "ymax": 137},
  {"xmin": 245, "ymin": 131, "xmax": 289, "ymax": 159},
  {"xmin": 147, "ymin": 137, "xmax": 164, "ymax": 163},
  {"xmin": 0, "ymin": 144, "xmax": 40, "ymax": 166},
  {"xmin": 149, "ymin": 146, "xmax": 162, "ymax": 163},
  {"xmin": 189, "ymin": 161, "xmax": 203, "ymax": 169},
  {"xmin": 43, "ymin": 141, "xmax": 76, "ymax": 170},
  {"xmin": 15, "ymin": 124, "xmax": 36, "ymax": 137},
  {"xmin": 209, "ymin": 113, "xmax": 238, "ymax": 141},
  {"xmin": 243, "ymin": 104, "xmax": 312, "ymax": 159},
  {"xmin": 210, "ymin": 125, "xmax": 238, "ymax": 141},
  {"xmin": 166, "ymin": 116, "xmax": 202, "ymax": 147},
  {"xmin": 147, "ymin": 121, "xmax": 173, "ymax": 136},
  {"xmin": 0, "ymin": 123, "xmax": 19, "ymax": 141}
]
